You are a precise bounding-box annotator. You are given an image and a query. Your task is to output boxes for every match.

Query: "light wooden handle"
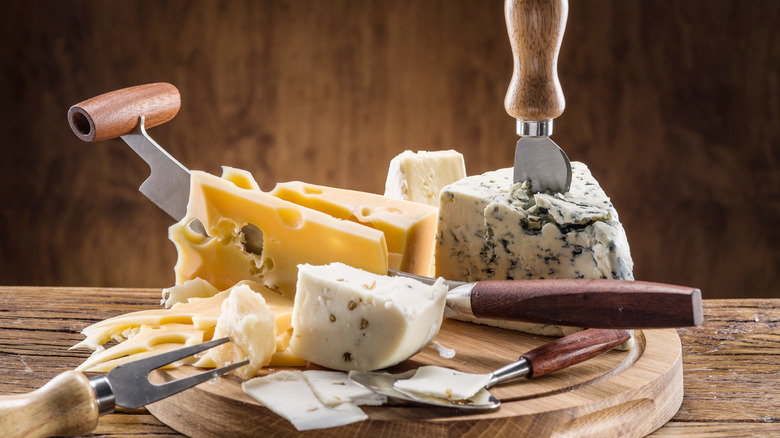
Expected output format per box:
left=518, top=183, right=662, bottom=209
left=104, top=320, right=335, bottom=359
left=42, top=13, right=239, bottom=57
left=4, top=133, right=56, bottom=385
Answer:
left=68, top=82, right=181, bottom=142
left=504, top=0, right=567, bottom=121
left=470, top=279, right=703, bottom=328
left=522, top=329, right=631, bottom=378
left=0, top=371, right=100, bottom=438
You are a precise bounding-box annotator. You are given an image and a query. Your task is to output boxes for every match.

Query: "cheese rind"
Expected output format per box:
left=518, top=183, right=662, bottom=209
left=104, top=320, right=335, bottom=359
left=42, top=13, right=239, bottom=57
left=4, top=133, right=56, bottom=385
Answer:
left=290, top=263, right=447, bottom=371
left=384, top=150, right=467, bottom=206
left=271, top=181, right=438, bottom=276
left=170, top=169, right=389, bottom=297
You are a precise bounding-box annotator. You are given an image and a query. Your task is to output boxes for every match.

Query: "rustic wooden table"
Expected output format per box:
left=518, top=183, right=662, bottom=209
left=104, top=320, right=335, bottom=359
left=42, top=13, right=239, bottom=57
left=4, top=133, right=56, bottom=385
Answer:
left=1, top=287, right=778, bottom=437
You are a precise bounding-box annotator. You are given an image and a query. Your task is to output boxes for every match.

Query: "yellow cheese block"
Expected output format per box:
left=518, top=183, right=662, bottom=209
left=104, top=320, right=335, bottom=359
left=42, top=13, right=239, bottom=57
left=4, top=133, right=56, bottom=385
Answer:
left=170, top=169, right=389, bottom=298
left=271, top=181, right=438, bottom=276
left=73, top=281, right=305, bottom=373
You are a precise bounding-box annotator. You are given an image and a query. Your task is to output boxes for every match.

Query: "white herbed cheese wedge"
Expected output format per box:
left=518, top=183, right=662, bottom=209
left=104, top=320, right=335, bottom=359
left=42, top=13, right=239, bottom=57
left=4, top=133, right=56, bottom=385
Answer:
left=290, top=263, right=447, bottom=371
left=302, top=370, right=387, bottom=406
left=384, top=150, right=467, bottom=207
left=394, top=365, right=491, bottom=401
left=205, top=284, right=277, bottom=380
left=242, top=371, right=368, bottom=431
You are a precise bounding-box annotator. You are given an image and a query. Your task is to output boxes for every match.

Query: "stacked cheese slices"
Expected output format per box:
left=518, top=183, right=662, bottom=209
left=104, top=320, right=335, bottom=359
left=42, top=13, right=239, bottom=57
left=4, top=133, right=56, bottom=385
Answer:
left=72, top=149, right=634, bottom=431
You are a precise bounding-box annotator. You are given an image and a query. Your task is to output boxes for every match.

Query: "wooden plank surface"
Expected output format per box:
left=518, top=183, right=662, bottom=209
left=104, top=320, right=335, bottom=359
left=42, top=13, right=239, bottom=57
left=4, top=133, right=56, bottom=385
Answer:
left=1, top=287, right=779, bottom=437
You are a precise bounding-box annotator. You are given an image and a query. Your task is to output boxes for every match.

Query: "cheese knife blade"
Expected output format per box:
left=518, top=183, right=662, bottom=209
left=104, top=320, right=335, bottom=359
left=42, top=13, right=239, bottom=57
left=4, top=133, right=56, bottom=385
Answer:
left=389, top=269, right=703, bottom=329
left=505, top=0, right=572, bottom=193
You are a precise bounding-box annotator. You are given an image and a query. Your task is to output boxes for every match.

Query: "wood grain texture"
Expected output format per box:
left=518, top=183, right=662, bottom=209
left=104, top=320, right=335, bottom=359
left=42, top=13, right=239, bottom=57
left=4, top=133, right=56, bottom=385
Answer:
left=0, top=1, right=779, bottom=299
left=504, top=0, right=567, bottom=121
left=1, top=288, right=778, bottom=437
left=144, top=326, right=677, bottom=437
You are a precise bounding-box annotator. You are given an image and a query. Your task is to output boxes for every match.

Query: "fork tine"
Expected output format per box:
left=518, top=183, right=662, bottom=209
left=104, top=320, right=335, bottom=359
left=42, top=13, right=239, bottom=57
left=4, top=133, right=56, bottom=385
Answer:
left=107, top=337, right=249, bottom=408
left=112, top=337, right=231, bottom=374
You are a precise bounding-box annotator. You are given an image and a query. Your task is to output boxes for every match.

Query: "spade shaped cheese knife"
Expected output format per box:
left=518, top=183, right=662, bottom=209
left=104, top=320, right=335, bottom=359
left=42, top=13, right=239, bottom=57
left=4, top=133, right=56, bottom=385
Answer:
left=505, top=0, right=572, bottom=193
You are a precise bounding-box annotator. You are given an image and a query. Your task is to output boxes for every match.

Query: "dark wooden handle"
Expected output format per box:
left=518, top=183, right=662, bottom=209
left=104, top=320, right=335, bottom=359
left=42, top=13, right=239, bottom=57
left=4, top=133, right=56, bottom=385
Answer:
left=504, top=0, right=567, bottom=121
left=67, top=82, right=181, bottom=142
left=523, top=329, right=632, bottom=378
left=471, top=279, right=703, bottom=328
left=0, top=371, right=100, bottom=437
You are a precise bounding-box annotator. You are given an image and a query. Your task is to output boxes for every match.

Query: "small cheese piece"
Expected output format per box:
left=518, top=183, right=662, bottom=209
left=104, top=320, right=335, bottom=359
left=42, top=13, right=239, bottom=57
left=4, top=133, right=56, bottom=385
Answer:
left=393, top=365, right=490, bottom=401
left=302, top=370, right=387, bottom=406
left=161, top=277, right=220, bottom=308
left=170, top=168, right=388, bottom=297
left=435, top=162, right=634, bottom=336
left=271, top=181, right=438, bottom=276
left=205, top=284, right=276, bottom=380
left=242, top=371, right=368, bottom=431
left=290, top=263, right=447, bottom=371
left=384, top=150, right=467, bottom=206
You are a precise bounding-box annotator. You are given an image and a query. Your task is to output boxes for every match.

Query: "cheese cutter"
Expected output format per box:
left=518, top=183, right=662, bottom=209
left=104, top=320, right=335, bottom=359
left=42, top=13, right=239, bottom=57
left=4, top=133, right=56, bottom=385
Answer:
left=505, top=0, right=571, bottom=193
left=0, top=337, right=248, bottom=438
left=67, top=83, right=703, bottom=330
left=350, top=328, right=631, bottom=410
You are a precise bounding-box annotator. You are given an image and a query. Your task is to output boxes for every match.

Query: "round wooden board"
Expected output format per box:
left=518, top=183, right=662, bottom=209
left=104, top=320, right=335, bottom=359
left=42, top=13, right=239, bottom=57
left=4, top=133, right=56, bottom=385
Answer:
left=147, top=321, right=683, bottom=437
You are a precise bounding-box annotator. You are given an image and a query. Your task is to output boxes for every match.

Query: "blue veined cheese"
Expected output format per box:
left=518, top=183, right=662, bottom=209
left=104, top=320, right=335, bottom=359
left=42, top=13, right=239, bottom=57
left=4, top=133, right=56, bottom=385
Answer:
left=435, top=162, right=634, bottom=342
left=435, top=162, right=633, bottom=282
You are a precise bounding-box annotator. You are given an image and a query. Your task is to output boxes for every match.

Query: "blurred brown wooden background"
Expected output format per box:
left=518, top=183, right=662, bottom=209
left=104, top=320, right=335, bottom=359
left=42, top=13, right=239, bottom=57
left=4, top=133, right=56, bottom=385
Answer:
left=1, top=1, right=778, bottom=299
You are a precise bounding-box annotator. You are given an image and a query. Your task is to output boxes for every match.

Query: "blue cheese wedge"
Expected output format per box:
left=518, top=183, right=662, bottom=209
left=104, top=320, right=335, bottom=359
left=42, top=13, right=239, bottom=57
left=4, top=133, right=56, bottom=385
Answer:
left=436, top=161, right=633, bottom=282
left=435, top=162, right=634, bottom=337
left=290, top=263, right=447, bottom=371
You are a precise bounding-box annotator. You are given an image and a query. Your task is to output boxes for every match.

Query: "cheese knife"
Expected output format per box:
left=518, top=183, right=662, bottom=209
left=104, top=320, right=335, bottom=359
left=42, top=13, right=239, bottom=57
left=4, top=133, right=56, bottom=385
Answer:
left=505, top=0, right=571, bottom=193
left=349, top=328, right=632, bottom=409
left=390, top=270, right=702, bottom=329
left=0, top=337, right=247, bottom=438
left=67, top=84, right=703, bottom=329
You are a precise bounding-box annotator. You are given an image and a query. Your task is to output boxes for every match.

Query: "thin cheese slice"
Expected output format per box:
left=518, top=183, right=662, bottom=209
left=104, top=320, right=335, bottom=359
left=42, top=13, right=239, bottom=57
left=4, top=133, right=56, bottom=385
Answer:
left=170, top=169, right=389, bottom=298
left=302, top=370, right=386, bottom=406
left=72, top=281, right=306, bottom=373
left=271, top=181, right=438, bottom=276
left=393, top=365, right=490, bottom=401
left=242, top=371, right=368, bottom=431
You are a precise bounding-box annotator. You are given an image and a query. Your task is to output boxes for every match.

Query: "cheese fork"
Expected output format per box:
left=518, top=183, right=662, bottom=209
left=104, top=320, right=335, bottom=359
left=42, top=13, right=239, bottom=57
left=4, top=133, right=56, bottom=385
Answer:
left=349, top=329, right=632, bottom=410
left=0, top=337, right=248, bottom=438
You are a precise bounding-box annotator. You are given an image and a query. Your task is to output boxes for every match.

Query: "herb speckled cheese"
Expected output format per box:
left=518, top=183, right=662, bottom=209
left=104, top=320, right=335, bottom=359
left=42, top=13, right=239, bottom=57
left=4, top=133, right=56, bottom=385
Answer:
left=436, top=162, right=633, bottom=282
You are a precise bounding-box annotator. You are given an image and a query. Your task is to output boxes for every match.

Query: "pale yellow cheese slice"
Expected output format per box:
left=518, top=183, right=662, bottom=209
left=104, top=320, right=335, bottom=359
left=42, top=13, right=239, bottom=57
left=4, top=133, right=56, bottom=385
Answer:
left=170, top=169, right=389, bottom=298
left=73, top=281, right=305, bottom=373
left=271, top=181, right=438, bottom=276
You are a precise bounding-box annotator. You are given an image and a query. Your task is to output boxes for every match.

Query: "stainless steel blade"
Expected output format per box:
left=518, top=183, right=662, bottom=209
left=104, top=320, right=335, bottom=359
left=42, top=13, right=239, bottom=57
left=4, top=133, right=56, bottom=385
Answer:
left=513, top=136, right=572, bottom=193
left=120, top=115, right=191, bottom=221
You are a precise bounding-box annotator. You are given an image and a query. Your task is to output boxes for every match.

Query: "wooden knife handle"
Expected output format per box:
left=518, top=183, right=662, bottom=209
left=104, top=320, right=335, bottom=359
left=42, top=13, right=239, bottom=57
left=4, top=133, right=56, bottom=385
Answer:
left=523, top=329, right=632, bottom=378
left=504, top=0, right=567, bottom=121
left=470, top=279, right=703, bottom=328
left=68, top=82, right=180, bottom=142
left=0, top=371, right=100, bottom=438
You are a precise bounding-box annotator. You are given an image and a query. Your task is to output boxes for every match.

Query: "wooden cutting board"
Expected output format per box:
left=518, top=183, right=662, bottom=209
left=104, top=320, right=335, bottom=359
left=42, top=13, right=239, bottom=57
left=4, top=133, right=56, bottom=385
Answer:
left=146, top=320, right=683, bottom=437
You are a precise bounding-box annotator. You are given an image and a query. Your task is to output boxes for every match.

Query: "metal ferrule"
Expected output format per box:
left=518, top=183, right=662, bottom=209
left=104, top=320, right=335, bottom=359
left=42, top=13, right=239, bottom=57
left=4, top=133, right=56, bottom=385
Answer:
left=88, top=375, right=116, bottom=416
left=445, top=283, right=476, bottom=318
left=487, top=358, right=531, bottom=388
left=517, top=119, right=553, bottom=137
